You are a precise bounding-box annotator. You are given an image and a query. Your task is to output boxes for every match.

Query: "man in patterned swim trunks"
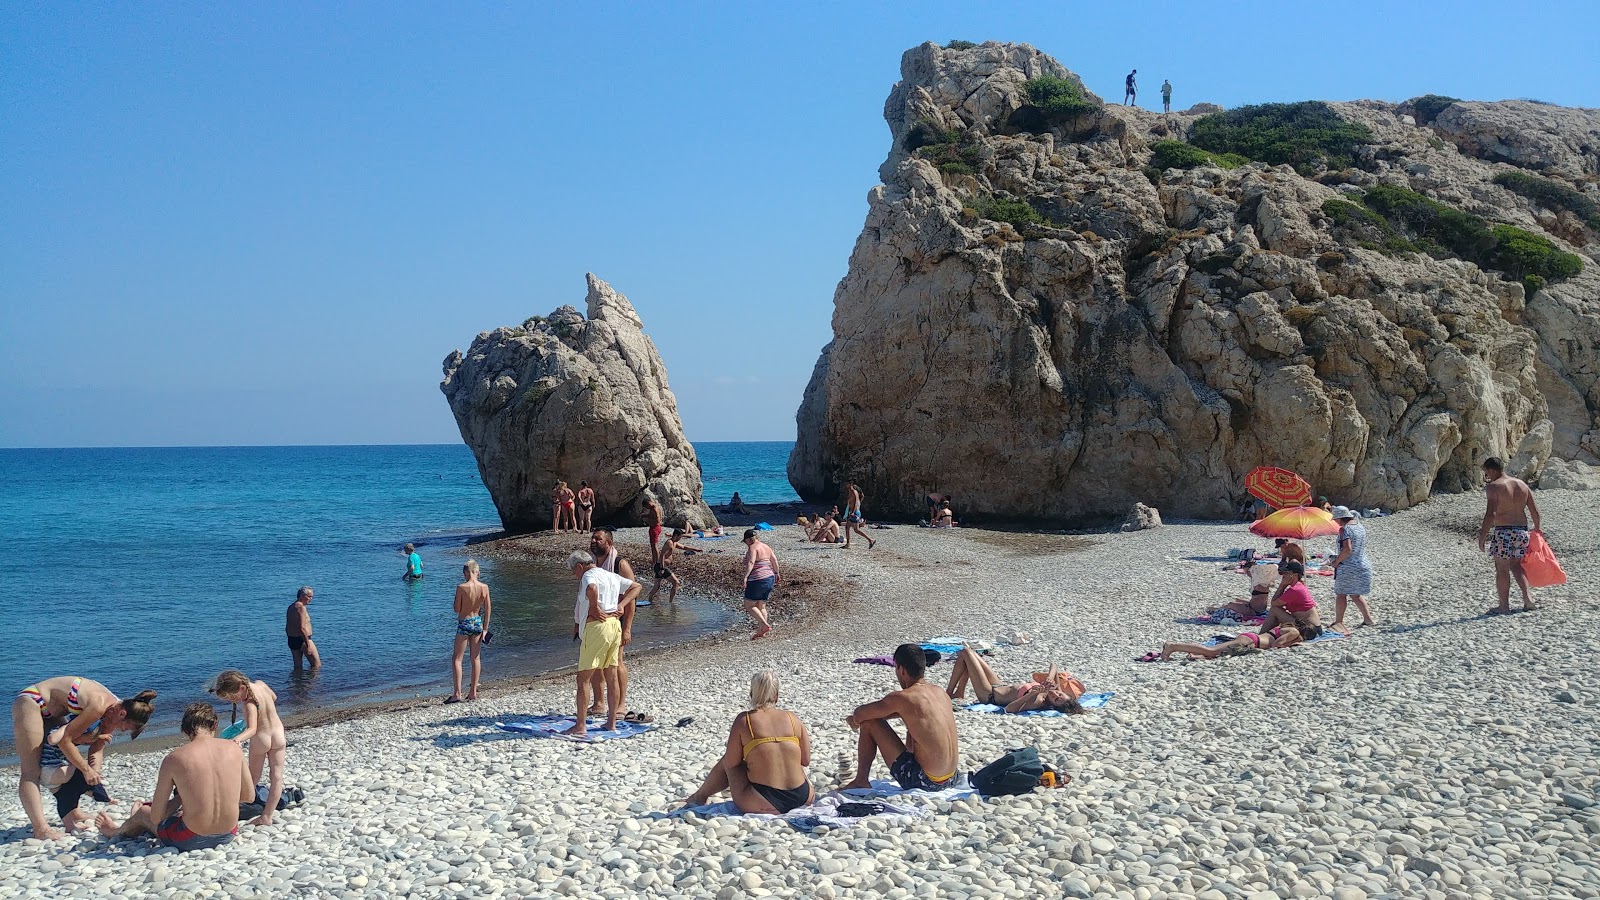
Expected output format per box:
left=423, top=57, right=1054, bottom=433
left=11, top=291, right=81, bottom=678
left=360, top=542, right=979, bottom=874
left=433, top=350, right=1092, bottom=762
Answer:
left=1477, top=456, right=1543, bottom=615
left=96, top=702, right=252, bottom=850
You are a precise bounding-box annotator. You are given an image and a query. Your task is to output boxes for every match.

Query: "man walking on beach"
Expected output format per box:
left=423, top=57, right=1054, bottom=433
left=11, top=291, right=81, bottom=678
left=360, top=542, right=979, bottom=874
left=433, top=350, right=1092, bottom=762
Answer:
left=564, top=550, right=642, bottom=735
left=1161, top=79, right=1172, bottom=113
left=286, top=587, right=320, bottom=669
left=1478, top=457, right=1542, bottom=615
left=95, top=702, right=253, bottom=851
left=844, top=644, right=960, bottom=791
left=590, top=528, right=638, bottom=716
left=842, top=481, right=875, bottom=550
left=1124, top=69, right=1137, bottom=105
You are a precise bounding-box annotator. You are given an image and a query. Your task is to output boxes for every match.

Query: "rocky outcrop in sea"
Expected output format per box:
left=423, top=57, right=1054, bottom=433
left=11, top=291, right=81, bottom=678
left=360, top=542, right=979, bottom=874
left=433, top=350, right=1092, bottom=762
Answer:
left=442, top=274, right=717, bottom=532
left=790, top=41, right=1600, bottom=521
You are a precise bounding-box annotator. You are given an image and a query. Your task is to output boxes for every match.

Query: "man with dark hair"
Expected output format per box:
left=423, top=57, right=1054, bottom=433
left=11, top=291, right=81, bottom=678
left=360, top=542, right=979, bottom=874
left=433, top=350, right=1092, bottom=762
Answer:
left=1478, top=456, right=1542, bottom=614
left=843, top=643, right=960, bottom=791
left=1124, top=69, right=1138, bottom=105
left=95, top=702, right=253, bottom=850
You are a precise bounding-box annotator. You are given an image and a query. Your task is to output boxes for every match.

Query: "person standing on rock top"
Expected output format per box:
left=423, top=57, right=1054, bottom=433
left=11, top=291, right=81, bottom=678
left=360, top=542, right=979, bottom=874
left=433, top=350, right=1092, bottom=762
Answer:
left=1124, top=69, right=1137, bottom=105
left=1161, top=78, right=1172, bottom=113
left=1478, top=456, right=1542, bottom=615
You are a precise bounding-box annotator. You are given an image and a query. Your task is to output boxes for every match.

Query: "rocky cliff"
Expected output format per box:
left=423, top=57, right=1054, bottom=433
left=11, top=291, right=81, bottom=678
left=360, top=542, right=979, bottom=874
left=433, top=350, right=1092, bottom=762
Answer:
left=442, top=274, right=717, bottom=533
left=790, top=42, right=1600, bottom=522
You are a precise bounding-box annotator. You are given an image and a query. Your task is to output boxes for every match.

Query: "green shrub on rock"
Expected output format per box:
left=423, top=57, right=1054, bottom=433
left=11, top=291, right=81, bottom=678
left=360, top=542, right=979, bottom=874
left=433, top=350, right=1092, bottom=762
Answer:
left=1490, top=225, right=1583, bottom=280
left=973, top=195, right=1046, bottom=227
left=1493, top=171, right=1600, bottom=230
left=1150, top=140, right=1246, bottom=171
left=1410, top=94, right=1460, bottom=125
left=1523, top=274, right=1546, bottom=296
left=1362, top=184, right=1495, bottom=260
left=945, top=40, right=978, bottom=50
left=1190, top=101, right=1373, bottom=169
left=1024, top=75, right=1099, bottom=121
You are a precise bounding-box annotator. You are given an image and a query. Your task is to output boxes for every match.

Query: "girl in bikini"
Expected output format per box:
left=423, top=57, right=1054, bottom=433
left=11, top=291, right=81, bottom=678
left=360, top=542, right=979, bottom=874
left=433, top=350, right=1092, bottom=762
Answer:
left=210, top=670, right=288, bottom=825
left=576, top=481, right=595, bottom=531
left=1159, top=625, right=1309, bottom=661
left=944, top=648, right=1083, bottom=714
left=552, top=482, right=577, bottom=534
left=11, top=677, right=156, bottom=839
left=680, top=671, right=814, bottom=814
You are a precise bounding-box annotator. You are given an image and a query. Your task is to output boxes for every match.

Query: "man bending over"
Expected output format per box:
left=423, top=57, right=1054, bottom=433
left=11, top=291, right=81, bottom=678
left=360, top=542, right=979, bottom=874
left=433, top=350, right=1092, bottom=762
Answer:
left=844, top=643, right=960, bottom=791
left=97, top=702, right=253, bottom=851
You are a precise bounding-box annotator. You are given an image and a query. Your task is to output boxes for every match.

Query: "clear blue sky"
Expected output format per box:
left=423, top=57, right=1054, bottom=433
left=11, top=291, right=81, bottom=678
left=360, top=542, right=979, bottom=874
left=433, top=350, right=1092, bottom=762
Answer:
left=3, top=1, right=1596, bottom=447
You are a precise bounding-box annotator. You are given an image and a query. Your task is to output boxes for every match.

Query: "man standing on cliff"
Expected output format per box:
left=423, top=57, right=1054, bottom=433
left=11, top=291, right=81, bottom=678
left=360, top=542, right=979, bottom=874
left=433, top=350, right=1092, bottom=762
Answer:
left=285, top=587, right=320, bottom=669
left=1161, top=79, right=1172, bottom=113
left=1124, top=69, right=1137, bottom=105
left=590, top=528, right=638, bottom=717
left=1478, top=457, right=1542, bottom=615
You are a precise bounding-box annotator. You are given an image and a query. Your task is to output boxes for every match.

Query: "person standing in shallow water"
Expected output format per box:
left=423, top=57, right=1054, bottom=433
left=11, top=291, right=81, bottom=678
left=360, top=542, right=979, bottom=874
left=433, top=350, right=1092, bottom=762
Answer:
left=446, top=560, right=491, bottom=704
left=1329, top=507, right=1375, bottom=630
left=286, top=587, right=320, bottom=669
left=1478, top=456, right=1542, bottom=614
left=402, top=543, right=423, bottom=581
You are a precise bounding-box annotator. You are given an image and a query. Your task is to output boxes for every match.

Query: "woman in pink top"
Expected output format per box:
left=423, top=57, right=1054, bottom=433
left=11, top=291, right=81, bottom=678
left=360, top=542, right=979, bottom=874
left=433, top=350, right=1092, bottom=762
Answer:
left=742, top=530, right=779, bottom=639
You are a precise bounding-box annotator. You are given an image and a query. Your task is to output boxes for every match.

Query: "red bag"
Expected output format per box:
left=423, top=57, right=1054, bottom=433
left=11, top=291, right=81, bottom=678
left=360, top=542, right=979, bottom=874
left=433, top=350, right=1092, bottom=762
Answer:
left=1523, top=532, right=1568, bottom=588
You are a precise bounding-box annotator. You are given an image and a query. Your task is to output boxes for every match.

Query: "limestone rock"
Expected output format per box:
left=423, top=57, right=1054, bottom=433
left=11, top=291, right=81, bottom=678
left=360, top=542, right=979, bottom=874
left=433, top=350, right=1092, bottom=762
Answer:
left=1121, top=503, right=1162, bottom=531
left=1539, top=458, right=1600, bottom=491
left=789, top=41, right=1600, bottom=523
left=441, top=274, right=717, bottom=532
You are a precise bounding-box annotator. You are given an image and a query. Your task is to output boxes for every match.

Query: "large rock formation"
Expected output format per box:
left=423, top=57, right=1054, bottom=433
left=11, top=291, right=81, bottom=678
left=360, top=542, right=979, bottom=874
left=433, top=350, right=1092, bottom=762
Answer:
left=790, top=41, right=1600, bottom=522
left=442, top=274, right=717, bottom=532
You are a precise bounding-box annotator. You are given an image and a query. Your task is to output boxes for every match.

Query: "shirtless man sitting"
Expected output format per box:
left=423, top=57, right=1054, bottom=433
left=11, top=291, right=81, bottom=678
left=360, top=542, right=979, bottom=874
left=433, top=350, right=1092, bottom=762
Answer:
left=96, top=702, right=253, bottom=851
left=843, top=644, right=961, bottom=791
left=1478, top=456, right=1543, bottom=614
left=810, top=512, right=840, bottom=543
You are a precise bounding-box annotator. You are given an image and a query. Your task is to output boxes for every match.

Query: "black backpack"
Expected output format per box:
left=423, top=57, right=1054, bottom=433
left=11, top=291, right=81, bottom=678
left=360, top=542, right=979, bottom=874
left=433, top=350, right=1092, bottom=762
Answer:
left=972, top=747, right=1045, bottom=798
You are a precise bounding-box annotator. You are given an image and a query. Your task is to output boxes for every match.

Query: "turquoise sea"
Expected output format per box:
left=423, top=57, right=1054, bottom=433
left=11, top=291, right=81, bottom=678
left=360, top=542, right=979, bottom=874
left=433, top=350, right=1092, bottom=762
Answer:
left=0, top=441, right=797, bottom=749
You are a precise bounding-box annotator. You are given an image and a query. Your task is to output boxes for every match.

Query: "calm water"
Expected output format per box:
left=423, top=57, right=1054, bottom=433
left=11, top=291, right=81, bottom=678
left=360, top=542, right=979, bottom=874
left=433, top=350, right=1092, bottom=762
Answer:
left=0, top=442, right=795, bottom=748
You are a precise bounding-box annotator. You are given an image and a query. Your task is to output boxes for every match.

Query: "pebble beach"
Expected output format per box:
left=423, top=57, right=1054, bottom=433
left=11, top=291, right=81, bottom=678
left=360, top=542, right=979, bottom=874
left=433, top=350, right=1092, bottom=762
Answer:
left=3, top=490, right=1595, bottom=900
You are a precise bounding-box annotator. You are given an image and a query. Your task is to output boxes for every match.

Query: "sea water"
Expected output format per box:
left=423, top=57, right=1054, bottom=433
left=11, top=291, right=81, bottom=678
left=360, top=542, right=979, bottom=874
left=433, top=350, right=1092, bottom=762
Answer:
left=0, top=442, right=796, bottom=748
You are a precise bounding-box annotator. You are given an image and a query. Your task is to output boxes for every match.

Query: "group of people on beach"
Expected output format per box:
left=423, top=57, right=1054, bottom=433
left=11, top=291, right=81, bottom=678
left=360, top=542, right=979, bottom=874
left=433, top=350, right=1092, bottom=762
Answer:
left=11, top=670, right=289, bottom=848
left=549, top=480, right=597, bottom=534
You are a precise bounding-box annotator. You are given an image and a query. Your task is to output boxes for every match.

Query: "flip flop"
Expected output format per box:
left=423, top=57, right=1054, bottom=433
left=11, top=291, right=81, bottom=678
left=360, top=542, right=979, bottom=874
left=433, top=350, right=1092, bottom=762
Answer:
left=443, top=696, right=464, bottom=704
left=1136, top=651, right=1161, bottom=663
left=675, top=717, right=694, bottom=728
left=624, top=712, right=655, bottom=724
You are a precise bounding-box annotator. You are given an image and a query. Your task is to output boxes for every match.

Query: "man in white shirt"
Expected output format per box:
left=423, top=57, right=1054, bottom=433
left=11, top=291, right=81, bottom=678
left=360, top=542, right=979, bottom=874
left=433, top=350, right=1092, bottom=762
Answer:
left=563, top=550, right=642, bottom=735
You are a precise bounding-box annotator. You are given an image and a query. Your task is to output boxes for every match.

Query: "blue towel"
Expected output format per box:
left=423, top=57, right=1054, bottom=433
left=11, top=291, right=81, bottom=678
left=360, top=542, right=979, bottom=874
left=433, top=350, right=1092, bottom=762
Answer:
left=755, top=522, right=773, bottom=530
left=1307, top=629, right=1348, bottom=643
left=920, top=642, right=966, bottom=655
left=496, top=715, right=658, bottom=743
left=966, top=691, right=1114, bottom=717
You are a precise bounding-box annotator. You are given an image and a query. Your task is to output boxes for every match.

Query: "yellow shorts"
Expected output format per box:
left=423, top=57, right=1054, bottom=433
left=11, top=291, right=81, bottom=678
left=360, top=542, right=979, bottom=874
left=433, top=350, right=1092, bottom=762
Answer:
left=578, top=618, right=621, bottom=671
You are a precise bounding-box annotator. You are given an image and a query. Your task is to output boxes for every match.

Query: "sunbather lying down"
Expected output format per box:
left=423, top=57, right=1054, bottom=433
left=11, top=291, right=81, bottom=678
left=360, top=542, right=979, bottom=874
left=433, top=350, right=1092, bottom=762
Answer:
left=1160, top=624, right=1313, bottom=661
left=944, top=648, right=1082, bottom=714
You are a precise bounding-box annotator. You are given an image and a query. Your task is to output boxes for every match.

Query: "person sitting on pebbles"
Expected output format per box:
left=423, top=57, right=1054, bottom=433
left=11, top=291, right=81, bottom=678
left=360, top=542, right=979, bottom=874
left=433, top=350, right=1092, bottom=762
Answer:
left=680, top=671, right=815, bottom=813
left=944, top=648, right=1084, bottom=715
left=1158, top=624, right=1312, bottom=661
left=97, top=702, right=253, bottom=851
left=1260, top=561, right=1321, bottom=634
left=810, top=511, right=841, bottom=543
left=932, top=500, right=957, bottom=528
left=844, top=644, right=961, bottom=791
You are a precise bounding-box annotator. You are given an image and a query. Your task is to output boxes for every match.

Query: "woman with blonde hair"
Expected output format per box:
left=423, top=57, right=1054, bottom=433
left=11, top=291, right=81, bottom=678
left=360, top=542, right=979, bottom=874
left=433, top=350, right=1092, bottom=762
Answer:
left=210, top=669, right=287, bottom=825
left=446, top=559, right=492, bottom=704
left=11, top=677, right=156, bottom=839
left=680, top=671, right=814, bottom=813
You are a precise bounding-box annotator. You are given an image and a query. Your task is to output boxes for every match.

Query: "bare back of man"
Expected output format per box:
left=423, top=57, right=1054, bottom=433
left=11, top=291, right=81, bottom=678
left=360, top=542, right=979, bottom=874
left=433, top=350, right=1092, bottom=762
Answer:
left=1479, top=461, right=1542, bottom=613
left=98, top=710, right=252, bottom=851
left=845, top=672, right=959, bottom=791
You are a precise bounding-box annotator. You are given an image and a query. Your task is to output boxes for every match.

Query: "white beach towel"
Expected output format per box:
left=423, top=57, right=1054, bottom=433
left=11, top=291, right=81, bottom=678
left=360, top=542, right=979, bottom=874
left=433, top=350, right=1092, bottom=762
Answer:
left=495, top=715, right=658, bottom=743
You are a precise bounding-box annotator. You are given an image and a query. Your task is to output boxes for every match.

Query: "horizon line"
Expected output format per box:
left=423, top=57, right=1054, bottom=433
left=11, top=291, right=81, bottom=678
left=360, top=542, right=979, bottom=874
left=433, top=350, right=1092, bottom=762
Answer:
left=0, top=439, right=798, bottom=451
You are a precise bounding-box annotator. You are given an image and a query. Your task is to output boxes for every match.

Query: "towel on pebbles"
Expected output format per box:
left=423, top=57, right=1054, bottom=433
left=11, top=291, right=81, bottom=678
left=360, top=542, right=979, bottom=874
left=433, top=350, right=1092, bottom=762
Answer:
left=964, top=692, right=1115, bottom=717
left=495, top=716, right=657, bottom=743
left=1193, top=610, right=1266, bottom=626
left=669, top=792, right=929, bottom=828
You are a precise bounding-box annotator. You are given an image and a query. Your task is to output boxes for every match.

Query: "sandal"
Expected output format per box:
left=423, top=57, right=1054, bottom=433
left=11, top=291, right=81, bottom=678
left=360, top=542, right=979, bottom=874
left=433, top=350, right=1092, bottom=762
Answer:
left=1136, top=651, right=1161, bottom=663
left=624, top=711, right=655, bottom=724
left=674, top=717, right=695, bottom=728
left=443, top=695, right=464, bottom=704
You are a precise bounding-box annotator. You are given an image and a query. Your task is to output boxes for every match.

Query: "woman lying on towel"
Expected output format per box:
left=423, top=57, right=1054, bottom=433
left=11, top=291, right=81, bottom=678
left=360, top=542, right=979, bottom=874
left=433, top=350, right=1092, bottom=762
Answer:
left=679, top=671, right=815, bottom=814
left=944, top=648, right=1084, bottom=714
left=1160, top=623, right=1318, bottom=661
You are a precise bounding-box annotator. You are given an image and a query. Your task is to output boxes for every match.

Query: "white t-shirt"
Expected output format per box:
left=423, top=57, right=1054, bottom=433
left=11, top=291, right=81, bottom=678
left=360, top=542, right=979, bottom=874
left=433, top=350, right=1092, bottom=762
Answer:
left=575, top=567, right=633, bottom=627
left=1249, top=563, right=1277, bottom=591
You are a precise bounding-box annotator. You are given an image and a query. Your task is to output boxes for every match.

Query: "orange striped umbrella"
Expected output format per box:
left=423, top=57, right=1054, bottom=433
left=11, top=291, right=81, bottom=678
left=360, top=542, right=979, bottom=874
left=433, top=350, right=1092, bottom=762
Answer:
left=1245, top=466, right=1313, bottom=510
left=1249, top=506, right=1340, bottom=540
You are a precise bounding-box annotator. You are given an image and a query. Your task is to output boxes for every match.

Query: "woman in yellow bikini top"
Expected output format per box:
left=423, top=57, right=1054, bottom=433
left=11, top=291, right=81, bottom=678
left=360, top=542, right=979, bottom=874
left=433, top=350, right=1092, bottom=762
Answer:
left=679, top=671, right=815, bottom=815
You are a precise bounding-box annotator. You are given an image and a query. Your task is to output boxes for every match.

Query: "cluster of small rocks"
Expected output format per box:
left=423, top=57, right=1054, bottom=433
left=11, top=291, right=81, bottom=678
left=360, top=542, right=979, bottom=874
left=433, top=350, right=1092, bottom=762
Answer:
left=2, top=491, right=1594, bottom=898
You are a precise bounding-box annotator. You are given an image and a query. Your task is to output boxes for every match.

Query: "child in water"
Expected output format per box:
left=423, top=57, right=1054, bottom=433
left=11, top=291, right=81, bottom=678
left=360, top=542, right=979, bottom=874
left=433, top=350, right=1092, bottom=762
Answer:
left=211, top=670, right=288, bottom=825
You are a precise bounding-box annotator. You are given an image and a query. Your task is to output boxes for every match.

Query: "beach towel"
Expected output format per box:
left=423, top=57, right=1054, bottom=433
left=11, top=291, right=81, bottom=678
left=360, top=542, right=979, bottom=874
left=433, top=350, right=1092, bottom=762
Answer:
left=839, top=776, right=977, bottom=802
left=754, top=522, right=773, bottom=530
left=965, top=691, right=1114, bottom=717
left=1306, top=629, right=1348, bottom=643
left=1194, top=609, right=1266, bottom=626
left=495, top=716, right=658, bottom=743
left=1523, top=532, right=1568, bottom=588
left=669, top=792, right=929, bottom=829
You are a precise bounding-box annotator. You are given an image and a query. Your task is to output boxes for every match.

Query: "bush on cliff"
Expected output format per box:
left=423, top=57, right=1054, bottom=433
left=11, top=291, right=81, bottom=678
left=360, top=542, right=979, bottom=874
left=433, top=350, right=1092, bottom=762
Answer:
left=1493, top=171, right=1600, bottom=230
left=1150, top=139, right=1247, bottom=171
left=1362, top=184, right=1495, bottom=260
left=1346, top=185, right=1583, bottom=281
left=1490, top=224, right=1583, bottom=280
left=1190, top=101, right=1373, bottom=169
left=1024, top=75, right=1098, bottom=121
left=973, top=195, right=1046, bottom=227
left=1410, top=94, right=1460, bottom=125
left=945, top=40, right=978, bottom=50
left=909, top=122, right=984, bottom=174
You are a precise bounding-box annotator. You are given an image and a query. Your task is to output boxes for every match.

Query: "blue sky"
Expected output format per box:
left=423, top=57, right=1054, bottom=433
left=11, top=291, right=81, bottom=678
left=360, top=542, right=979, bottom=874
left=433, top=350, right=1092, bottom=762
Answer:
left=3, top=1, right=1596, bottom=447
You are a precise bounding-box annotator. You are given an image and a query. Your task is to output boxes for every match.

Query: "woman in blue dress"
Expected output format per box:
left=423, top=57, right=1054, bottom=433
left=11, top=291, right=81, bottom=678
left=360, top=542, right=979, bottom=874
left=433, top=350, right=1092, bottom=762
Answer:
left=1330, top=506, right=1375, bottom=629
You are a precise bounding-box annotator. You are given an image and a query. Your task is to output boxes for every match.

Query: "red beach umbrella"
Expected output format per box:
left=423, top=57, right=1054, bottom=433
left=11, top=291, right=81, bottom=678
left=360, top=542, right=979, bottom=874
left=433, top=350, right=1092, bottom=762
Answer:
left=1245, top=466, right=1313, bottom=510
left=1249, top=506, right=1341, bottom=540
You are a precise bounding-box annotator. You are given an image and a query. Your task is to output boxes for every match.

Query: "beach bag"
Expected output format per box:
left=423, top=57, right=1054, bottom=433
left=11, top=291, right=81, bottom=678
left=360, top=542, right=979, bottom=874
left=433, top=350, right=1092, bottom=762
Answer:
left=972, top=747, right=1044, bottom=798
left=1523, top=532, right=1568, bottom=588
